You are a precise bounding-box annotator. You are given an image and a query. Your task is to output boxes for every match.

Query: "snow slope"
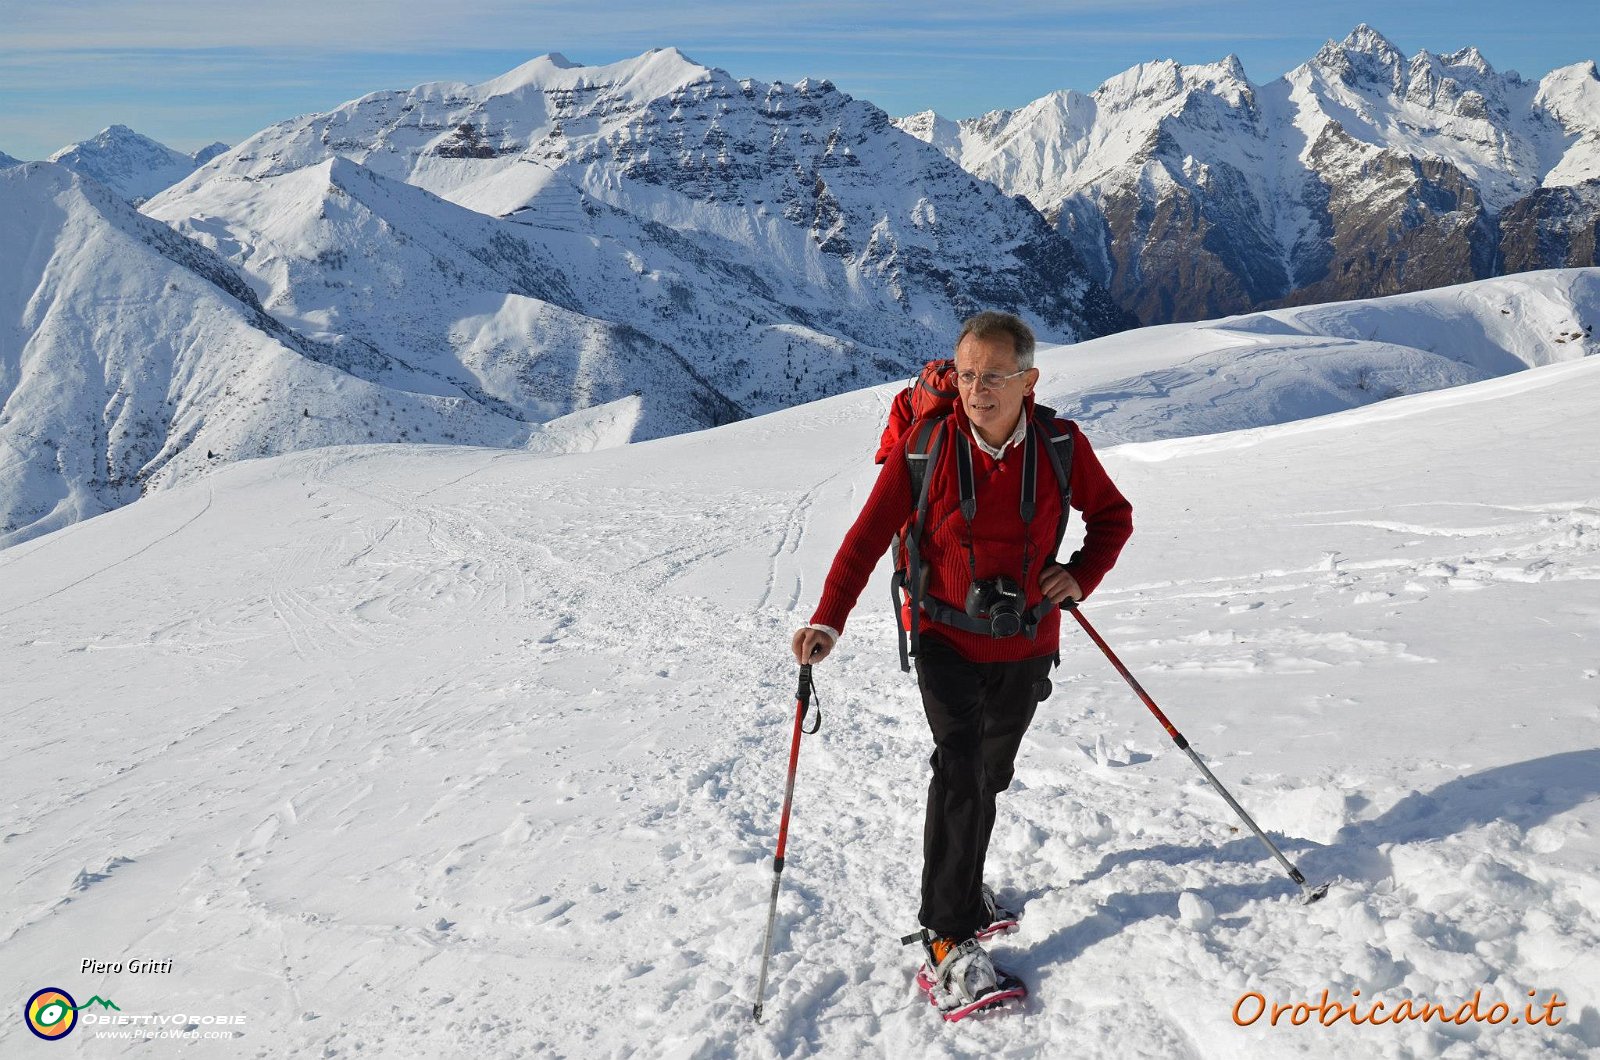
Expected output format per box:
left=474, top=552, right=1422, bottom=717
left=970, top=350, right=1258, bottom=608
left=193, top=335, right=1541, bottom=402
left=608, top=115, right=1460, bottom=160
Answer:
left=145, top=156, right=746, bottom=438
left=1043, top=268, right=1599, bottom=444
left=2, top=285, right=1597, bottom=1056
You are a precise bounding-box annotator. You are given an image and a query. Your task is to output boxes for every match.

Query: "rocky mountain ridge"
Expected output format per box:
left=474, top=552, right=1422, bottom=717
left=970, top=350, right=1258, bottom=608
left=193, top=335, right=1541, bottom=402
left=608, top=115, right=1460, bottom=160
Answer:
left=897, top=25, right=1600, bottom=323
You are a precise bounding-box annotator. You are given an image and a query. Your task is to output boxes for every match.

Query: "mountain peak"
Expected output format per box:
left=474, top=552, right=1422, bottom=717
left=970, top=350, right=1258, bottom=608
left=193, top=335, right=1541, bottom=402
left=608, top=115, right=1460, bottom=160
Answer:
left=63, top=124, right=168, bottom=154
left=1095, top=59, right=1183, bottom=104
left=1310, top=24, right=1407, bottom=88
left=1442, top=45, right=1495, bottom=77
left=1092, top=54, right=1254, bottom=112
left=1343, top=24, right=1403, bottom=62
left=477, top=47, right=715, bottom=102
left=793, top=75, right=838, bottom=95
left=1188, top=53, right=1254, bottom=94
left=47, top=125, right=197, bottom=204
left=192, top=141, right=230, bottom=166
left=477, top=52, right=591, bottom=93
left=645, top=45, right=697, bottom=64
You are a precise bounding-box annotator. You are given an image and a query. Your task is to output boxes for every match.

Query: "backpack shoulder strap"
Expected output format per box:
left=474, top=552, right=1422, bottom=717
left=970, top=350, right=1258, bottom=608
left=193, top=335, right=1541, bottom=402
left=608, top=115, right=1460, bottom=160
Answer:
left=1031, top=405, right=1075, bottom=557
left=893, top=415, right=951, bottom=673
left=903, top=415, right=947, bottom=522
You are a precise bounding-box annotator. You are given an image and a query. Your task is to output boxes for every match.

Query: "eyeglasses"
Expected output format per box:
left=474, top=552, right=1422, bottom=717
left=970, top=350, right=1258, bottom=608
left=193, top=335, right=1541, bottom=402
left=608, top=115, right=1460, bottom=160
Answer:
left=956, top=368, right=1029, bottom=389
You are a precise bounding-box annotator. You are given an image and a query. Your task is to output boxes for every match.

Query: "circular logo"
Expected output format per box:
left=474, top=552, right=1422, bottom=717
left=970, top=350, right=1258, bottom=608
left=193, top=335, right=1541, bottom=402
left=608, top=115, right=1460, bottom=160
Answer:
left=25, top=988, right=78, bottom=1041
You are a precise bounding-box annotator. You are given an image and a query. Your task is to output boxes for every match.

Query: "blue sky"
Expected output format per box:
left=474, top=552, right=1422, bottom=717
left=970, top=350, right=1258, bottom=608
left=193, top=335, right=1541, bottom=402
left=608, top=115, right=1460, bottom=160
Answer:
left=1, top=1, right=1596, bottom=160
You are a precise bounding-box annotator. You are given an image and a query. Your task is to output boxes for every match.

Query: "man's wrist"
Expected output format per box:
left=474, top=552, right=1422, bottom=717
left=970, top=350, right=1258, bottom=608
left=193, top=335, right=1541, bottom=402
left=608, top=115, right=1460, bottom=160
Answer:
left=806, top=623, right=840, bottom=644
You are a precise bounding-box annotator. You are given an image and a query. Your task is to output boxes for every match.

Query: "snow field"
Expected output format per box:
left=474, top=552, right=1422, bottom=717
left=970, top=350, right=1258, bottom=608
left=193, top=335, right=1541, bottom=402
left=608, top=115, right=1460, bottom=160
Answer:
left=2, top=347, right=1598, bottom=1057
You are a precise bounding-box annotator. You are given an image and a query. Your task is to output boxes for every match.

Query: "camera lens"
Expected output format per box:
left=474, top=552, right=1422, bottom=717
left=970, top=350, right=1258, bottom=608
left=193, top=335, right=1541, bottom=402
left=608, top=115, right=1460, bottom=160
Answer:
left=991, top=609, right=1022, bottom=638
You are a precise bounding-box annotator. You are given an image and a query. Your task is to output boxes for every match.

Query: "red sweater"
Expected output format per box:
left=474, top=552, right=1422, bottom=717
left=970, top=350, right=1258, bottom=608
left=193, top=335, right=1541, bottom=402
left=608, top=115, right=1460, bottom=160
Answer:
left=811, top=396, right=1133, bottom=662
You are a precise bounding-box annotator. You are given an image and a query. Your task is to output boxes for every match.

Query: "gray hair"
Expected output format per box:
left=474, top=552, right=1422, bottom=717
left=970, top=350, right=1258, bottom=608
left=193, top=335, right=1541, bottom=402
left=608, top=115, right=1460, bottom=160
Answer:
left=955, top=311, right=1036, bottom=370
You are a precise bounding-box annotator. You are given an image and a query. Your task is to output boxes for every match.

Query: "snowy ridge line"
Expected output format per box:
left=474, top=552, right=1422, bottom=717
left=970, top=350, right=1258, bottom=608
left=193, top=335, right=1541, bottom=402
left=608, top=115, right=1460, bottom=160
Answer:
left=1114, top=353, right=1600, bottom=462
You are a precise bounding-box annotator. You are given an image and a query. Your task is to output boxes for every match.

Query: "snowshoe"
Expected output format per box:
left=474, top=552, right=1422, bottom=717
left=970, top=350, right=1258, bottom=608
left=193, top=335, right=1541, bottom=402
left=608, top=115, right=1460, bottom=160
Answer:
left=910, top=934, right=1027, bottom=1022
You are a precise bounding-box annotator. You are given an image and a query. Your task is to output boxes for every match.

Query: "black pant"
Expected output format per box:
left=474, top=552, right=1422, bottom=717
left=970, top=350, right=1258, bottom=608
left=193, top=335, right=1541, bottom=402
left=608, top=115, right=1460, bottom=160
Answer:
left=914, top=634, right=1054, bottom=938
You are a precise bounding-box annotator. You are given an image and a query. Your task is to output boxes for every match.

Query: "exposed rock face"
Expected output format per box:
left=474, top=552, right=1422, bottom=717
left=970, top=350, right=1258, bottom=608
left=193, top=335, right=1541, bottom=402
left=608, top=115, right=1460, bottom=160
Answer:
left=1498, top=179, right=1600, bottom=272
left=899, top=27, right=1600, bottom=323
left=1281, top=125, right=1500, bottom=308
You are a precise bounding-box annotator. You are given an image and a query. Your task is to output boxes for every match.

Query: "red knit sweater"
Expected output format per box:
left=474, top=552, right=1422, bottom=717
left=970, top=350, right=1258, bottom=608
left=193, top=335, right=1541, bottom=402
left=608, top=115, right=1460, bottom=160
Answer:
left=811, top=396, right=1133, bottom=662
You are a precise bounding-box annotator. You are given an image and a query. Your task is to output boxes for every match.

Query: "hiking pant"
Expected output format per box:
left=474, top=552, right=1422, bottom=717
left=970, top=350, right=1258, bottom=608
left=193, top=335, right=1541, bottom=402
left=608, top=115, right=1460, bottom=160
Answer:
left=914, top=633, right=1054, bottom=939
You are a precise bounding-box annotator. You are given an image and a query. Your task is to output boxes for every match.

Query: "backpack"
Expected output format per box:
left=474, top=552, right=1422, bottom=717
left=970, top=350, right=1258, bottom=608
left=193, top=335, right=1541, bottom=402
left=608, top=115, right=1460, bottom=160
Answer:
left=873, top=359, right=959, bottom=464
left=878, top=365, right=1075, bottom=671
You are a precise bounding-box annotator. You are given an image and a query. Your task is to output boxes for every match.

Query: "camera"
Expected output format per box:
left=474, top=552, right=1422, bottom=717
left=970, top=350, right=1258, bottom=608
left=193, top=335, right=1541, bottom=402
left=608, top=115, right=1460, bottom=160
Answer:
left=964, top=575, right=1026, bottom=638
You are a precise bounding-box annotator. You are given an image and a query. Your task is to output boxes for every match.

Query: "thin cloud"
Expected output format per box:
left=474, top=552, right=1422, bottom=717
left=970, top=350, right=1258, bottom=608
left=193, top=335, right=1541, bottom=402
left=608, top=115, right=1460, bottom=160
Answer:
left=3, top=0, right=1197, bottom=52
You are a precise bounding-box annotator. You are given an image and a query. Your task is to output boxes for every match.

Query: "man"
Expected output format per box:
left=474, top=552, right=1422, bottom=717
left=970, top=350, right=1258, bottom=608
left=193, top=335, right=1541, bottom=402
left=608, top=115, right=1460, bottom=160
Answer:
left=790, top=311, right=1133, bottom=1011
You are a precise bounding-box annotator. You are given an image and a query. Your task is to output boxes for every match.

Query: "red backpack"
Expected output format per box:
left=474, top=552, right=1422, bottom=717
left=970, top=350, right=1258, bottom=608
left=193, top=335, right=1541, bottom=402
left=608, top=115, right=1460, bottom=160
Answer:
left=873, top=359, right=960, bottom=464
left=876, top=359, right=1077, bottom=671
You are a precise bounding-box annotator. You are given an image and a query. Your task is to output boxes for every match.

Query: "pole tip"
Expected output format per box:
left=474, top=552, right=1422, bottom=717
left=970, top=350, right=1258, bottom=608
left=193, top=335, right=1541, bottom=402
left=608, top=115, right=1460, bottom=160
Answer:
left=1302, top=882, right=1330, bottom=905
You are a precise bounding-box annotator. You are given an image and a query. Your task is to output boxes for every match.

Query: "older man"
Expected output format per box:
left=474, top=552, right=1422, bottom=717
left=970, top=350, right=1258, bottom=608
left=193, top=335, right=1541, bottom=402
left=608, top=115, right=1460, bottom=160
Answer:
left=791, top=311, right=1134, bottom=1014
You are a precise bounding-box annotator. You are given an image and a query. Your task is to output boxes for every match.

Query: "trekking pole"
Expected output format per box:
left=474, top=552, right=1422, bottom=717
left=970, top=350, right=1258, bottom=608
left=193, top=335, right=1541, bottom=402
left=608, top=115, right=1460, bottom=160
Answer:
left=753, top=661, right=822, bottom=1022
left=1063, top=600, right=1329, bottom=904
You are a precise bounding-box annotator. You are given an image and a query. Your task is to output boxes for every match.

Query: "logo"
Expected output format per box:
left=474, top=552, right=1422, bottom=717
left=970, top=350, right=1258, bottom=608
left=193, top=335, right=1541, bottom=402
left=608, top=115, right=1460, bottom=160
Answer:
left=24, top=988, right=120, bottom=1041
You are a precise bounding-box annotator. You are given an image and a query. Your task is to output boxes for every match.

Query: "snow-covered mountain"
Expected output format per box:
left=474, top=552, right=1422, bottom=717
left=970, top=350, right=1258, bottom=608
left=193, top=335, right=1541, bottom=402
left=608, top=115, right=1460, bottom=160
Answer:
left=0, top=162, right=576, bottom=548
left=1041, top=268, right=1599, bottom=445
left=191, top=140, right=230, bottom=167
left=48, top=125, right=225, bottom=205
left=3, top=138, right=1593, bottom=553
left=10, top=48, right=1596, bottom=551
left=0, top=150, right=21, bottom=168
left=898, top=25, right=1600, bottom=324
left=147, top=49, right=1130, bottom=418
left=155, top=156, right=748, bottom=433
left=2, top=268, right=1596, bottom=1058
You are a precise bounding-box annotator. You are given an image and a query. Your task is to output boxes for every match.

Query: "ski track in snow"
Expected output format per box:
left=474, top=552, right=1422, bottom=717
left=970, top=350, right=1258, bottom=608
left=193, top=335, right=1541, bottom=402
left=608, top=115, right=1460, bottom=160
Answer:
left=2, top=363, right=1600, bottom=1058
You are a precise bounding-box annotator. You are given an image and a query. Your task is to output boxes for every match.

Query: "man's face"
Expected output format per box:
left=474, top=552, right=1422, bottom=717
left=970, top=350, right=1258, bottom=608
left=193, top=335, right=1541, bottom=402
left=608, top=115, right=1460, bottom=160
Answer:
left=955, top=331, right=1038, bottom=442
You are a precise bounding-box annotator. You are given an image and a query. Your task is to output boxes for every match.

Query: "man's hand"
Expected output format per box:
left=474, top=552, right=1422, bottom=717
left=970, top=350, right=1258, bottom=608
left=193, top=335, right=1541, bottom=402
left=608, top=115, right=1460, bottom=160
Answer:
left=791, top=627, right=835, bottom=665
left=1040, top=563, right=1083, bottom=606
